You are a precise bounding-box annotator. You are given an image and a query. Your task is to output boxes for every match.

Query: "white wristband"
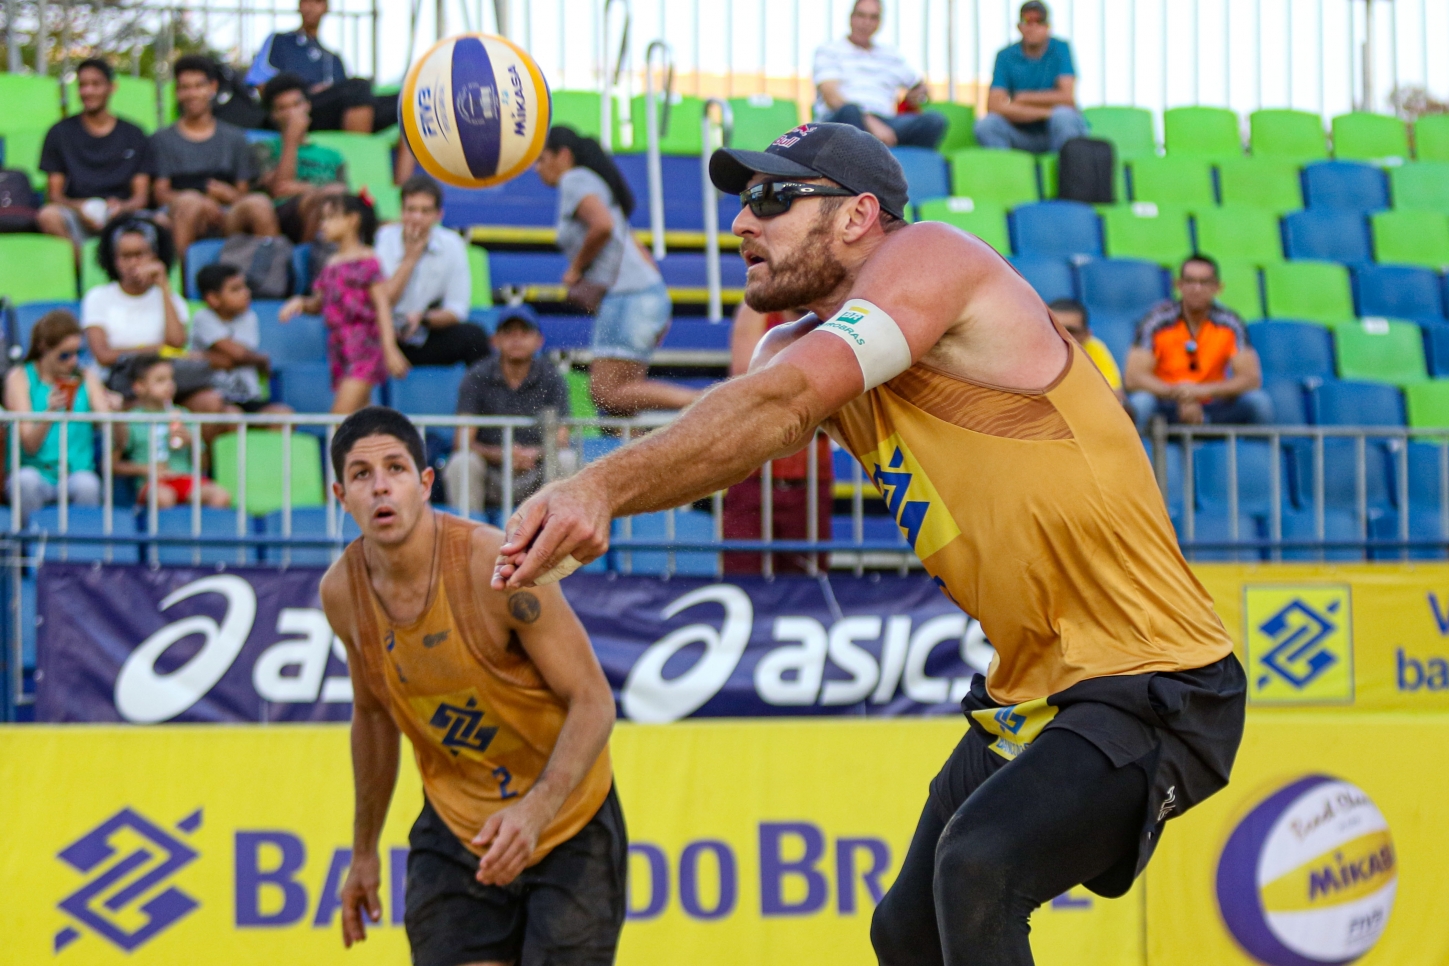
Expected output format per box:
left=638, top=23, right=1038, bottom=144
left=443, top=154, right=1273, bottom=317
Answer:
left=816, top=299, right=913, bottom=391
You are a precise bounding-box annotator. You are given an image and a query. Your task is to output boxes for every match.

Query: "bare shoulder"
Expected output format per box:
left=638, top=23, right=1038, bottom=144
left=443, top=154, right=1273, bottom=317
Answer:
left=318, top=556, right=354, bottom=634
left=876, top=221, right=997, bottom=266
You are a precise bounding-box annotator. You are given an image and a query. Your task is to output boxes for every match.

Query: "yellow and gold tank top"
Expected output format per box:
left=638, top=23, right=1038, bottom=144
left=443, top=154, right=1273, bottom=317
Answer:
left=344, top=514, right=612, bottom=864
left=831, top=330, right=1232, bottom=705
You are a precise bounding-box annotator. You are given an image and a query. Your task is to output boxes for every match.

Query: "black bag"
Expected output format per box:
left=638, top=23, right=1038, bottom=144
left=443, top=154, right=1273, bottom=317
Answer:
left=212, top=62, right=268, bottom=130
left=219, top=234, right=295, bottom=299
left=1057, top=137, right=1116, bottom=204
left=0, top=169, right=38, bottom=233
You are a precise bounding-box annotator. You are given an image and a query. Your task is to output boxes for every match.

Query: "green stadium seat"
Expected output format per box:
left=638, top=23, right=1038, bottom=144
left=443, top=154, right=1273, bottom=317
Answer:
left=1404, top=382, right=1449, bottom=428
left=0, top=234, right=76, bottom=303
left=1126, top=156, right=1215, bottom=207
left=0, top=73, right=62, bottom=133
left=1262, top=261, right=1356, bottom=324
left=1249, top=109, right=1328, bottom=162
left=565, top=368, right=600, bottom=438
left=468, top=246, right=492, bottom=309
left=80, top=237, right=107, bottom=295
left=915, top=198, right=1010, bottom=253
left=1333, top=318, right=1428, bottom=385
left=1216, top=157, right=1304, bottom=212
left=949, top=148, right=1039, bottom=206
left=551, top=89, right=604, bottom=140
left=1163, top=106, right=1242, bottom=159
left=1332, top=111, right=1410, bottom=161
left=629, top=93, right=705, bottom=154
left=1082, top=106, right=1156, bottom=159
left=1389, top=161, right=1449, bottom=214
left=211, top=430, right=325, bottom=517
left=1414, top=114, right=1449, bottom=162
left=1217, top=259, right=1264, bottom=319
left=1371, top=210, right=1449, bottom=269
left=1, top=127, right=48, bottom=191
left=1099, top=204, right=1193, bottom=266
left=1193, top=206, right=1285, bottom=265
left=727, top=94, right=802, bottom=151
left=305, top=131, right=400, bottom=221
left=924, top=102, right=976, bottom=153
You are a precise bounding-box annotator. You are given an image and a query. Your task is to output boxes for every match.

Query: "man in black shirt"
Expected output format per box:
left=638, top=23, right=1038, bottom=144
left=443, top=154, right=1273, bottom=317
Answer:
left=445, top=308, right=575, bottom=513
left=36, top=58, right=154, bottom=264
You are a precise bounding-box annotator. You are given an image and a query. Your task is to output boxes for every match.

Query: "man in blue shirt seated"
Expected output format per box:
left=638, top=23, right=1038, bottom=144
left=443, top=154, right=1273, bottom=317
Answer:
left=974, top=1, right=1089, bottom=153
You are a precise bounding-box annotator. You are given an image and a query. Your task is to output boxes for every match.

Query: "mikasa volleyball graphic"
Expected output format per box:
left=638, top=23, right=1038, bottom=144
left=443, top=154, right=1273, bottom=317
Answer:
left=1216, top=775, right=1397, bottom=966
left=401, top=32, right=552, bottom=189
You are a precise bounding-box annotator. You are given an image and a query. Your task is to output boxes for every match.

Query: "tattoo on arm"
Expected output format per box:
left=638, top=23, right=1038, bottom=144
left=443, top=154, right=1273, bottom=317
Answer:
left=508, top=591, right=541, bottom=624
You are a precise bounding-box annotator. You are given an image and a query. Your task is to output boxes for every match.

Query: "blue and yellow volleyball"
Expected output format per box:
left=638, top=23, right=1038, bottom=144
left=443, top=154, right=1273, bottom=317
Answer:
left=400, top=32, right=552, bottom=190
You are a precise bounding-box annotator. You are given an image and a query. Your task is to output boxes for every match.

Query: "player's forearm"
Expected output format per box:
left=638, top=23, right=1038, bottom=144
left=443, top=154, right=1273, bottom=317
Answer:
left=524, top=689, right=614, bottom=819
left=350, top=706, right=400, bottom=853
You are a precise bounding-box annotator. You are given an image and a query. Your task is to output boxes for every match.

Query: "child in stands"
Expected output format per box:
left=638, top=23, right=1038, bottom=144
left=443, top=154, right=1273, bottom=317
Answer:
left=279, top=193, right=408, bottom=413
left=191, top=263, right=291, bottom=414
left=114, top=354, right=232, bottom=508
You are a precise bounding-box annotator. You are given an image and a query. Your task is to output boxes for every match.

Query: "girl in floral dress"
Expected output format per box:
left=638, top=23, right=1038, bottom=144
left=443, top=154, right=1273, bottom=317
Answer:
left=280, top=194, right=410, bottom=413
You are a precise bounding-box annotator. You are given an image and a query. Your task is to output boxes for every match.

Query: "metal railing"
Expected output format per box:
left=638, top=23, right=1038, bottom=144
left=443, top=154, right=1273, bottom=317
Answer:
left=643, top=37, right=672, bottom=261
left=700, top=96, right=732, bottom=323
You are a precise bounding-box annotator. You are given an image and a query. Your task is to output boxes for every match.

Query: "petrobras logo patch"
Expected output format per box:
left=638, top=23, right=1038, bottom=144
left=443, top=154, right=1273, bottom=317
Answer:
left=1216, top=775, right=1396, bottom=966
left=54, top=807, right=202, bottom=953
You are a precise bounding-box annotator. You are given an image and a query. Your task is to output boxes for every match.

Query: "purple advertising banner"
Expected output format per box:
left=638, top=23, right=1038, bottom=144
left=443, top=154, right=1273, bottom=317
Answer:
left=35, top=565, right=992, bottom=723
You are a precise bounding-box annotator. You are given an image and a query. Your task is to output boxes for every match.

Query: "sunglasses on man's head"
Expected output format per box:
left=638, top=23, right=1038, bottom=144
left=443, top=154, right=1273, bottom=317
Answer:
left=739, top=181, right=858, bottom=218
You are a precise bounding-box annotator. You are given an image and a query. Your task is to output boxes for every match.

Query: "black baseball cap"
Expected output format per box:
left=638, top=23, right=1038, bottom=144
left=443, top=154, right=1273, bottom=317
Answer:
left=708, top=122, right=910, bottom=221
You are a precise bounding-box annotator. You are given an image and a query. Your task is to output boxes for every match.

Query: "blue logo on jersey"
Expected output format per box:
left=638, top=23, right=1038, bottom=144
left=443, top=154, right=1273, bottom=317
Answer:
left=872, top=449, right=931, bottom=550
left=429, top=697, right=498, bottom=756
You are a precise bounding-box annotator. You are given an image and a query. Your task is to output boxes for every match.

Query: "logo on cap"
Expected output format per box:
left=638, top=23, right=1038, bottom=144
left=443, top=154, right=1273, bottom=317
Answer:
left=771, top=124, right=815, bottom=149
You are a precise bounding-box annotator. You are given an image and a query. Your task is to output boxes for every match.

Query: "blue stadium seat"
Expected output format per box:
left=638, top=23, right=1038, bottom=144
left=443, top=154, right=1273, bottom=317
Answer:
left=440, top=170, right=557, bottom=229
left=1354, top=264, right=1446, bottom=322
left=274, top=361, right=379, bottom=413
left=659, top=320, right=732, bottom=350
left=1404, top=441, right=1447, bottom=510
left=1369, top=508, right=1445, bottom=560
left=254, top=300, right=327, bottom=365
left=292, top=243, right=313, bottom=295
left=389, top=364, right=467, bottom=416
left=1301, top=161, right=1389, bottom=213
left=488, top=251, right=570, bottom=287
left=1077, top=259, right=1170, bottom=310
left=1009, top=256, right=1075, bottom=301
left=1423, top=324, right=1449, bottom=377
left=1309, top=379, right=1405, bottom=425
left=615, top=154, right=735, bottom=232
left=149, top=508, right=255, bottom=566
left=535, top=316, right=594, bottom=351
left=1194, top=439, right=1286, bottom=515
left=1281, top=210, right=1372, bottom=264
left=656, top=253, right=748, bottom=289
left=184, top=239, right=226, bottom=298
left=1279, top=507, right=1364, bottom=561
left=1289, top=438, right=1394, bottom=511
left=891, top=147, right=950, bottom=206
left=1010, top=201, right=1102, bottom=258
left=617, top=509, right=718, bottom=575
left=260, top=507, right=350, bottom=566
left=832, top=515, right=906, bottom=546
left=13, top=300, right=79, bottom=353
left=29, top=506, right=136, bottom=563
left=1250, top=321, right=1336, bottom=380
left=582, top=437, right=624, bottom=463
left=1262, top=378, right=1309, bottom=425
left=1179, top=508, right=1264, bottom=562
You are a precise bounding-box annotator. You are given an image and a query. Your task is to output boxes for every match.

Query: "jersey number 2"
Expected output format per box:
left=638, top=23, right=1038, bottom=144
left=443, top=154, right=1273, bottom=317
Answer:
left=493, top=766, right=519, bottom=799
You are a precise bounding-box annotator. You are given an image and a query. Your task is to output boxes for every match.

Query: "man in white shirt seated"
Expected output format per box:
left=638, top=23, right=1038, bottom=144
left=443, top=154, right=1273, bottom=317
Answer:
left=375, top=176, right=491, bottom=367
left=812, top=0, right=946, bottom=149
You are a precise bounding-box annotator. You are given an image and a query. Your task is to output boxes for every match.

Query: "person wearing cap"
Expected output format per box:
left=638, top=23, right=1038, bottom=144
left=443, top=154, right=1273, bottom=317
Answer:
left=490, top=120, right=1245, bottom=966
left=445, top=309, right=576, bottom=513
left=974, top=1, right=1089, bottom=154
left=812, top=0, right=947, bottom=149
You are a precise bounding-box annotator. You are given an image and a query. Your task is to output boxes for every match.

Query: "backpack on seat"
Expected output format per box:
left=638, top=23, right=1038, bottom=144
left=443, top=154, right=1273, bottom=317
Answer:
left=0, top=170, right=38, bottom=232
left=1057, top=137, right=1116, bottom=204
left=219, top=233, right=295, bottom=298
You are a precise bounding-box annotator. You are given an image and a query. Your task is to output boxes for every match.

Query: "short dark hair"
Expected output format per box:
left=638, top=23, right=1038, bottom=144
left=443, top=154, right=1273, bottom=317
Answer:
left=331, top=407, right=428, bottom=480
left=399, top=175, right=443, bottom=209
left=1020, top=1, right=1050, bottom=22
left=262, top=71, right=309, bottom=110
left=1181, top=252, right=1220, bottom=279
left=321, top=193, right=379, bottom=246
left=128, top=353, right=170, bottom=386
left=97, top=213, right=175, bottom=282
left=1048, top=297, right=1088, bottom=325
left=76, top=57, right=114, bottom=83
left=172, top=54, right=220, bottom=84
left=197, top=262, right=243, bottom=298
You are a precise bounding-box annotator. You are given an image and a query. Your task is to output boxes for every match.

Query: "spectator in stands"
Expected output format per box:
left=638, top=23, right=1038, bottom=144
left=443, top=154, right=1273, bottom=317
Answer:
left=1125, top=254, right=1273, bottom=433
left=112, top=355, right=232, bottom=509
left=722, top=304, right=832, bottom=574
left=1050, top=297, right=1125, bottom=403
left=811, top=0, right=947, bottom=149
left=535, top=126, right=699, bottom=418
left=245, top=0, right=397, bottom=133
left=3, top=310, right=111, bottom=520
left=974, top=1, right=1089, bottom=153
left=257, top=73, right=348, bottom=244
left=445, top=308, right=576, bottom=512
left=376, top=176, right=491, bottom=367
left=152, top=54, right=280, bottom=257
left=35, top=58, right=154, bottom=266
left=191, top=264, right=292, bottom=414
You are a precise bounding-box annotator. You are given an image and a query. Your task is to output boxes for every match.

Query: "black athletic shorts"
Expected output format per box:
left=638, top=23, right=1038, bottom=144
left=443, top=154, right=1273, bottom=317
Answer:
left=404, top=786, right=627, bottom=966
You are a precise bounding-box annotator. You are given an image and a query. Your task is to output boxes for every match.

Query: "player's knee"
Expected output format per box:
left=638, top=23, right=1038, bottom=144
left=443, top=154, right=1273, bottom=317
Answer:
left=933, top=822, right=1014, bottom=910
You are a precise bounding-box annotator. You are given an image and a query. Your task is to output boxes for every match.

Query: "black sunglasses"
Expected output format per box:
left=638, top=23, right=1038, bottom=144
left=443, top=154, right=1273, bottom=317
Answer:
left=740, top=181, right=858, bottom=218
left=55, top=350, right=77, bottom=362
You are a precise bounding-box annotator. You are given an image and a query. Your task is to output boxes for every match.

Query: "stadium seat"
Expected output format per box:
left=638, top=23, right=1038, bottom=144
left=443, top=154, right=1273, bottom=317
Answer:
left=183, top=239, right=226, bottom=298
left=1279, top=507, right=1364, bottom=561
left=1370, top=210, right=1449, bottom=270
left=1250, top=321, right=1336, bottom=380
left=389, top=364, right=467, bottom=416
left=1009, top=201, right=1101, bottom=258
left=1301, top=161, right=1389, bottom=212
left=1311, top=379, right=1406, bottom=425
left=727, top=94, right=801, bottom=151
left=1262, top=377, right=1308, bottom=424
left=1195, top=439, right=1285, bottom=515
left=441, top=172, right=556, bottom=231
left=1082, top=106, right=1156, bottom=160
left=1009, top=255, right=1075, bottom=301
left=79, top=236, right=107, bottom=295
left=0, top=234, right=76, bottom=304
left=550, top=89, right=605, bottom=140
left=1262, top=261, right=1356, bottom=324
left=915, top=198, right=1010, bottom=253
left=1163, top=106, right=1242, bottom=158
left=1368, top=507, right=1446, bottom=561
left=1249, top=109, right=1328, bottom=162
left=212, top=429, right=326, bottom=517
left=13, top=300, right=79, bottom=352
left=1, top=127, right=48, bottom=190
left=466, top=246, right=492, bottom=309
left=1413, top=114, right=1449, bottom=162
left=149, top=508, right=255, bottom=567
left=29, top=506, right=136, bottom=564
left=1281, top=210, right=1372, bottom=264
left=923, top=102, right=977, bottom=153
left=1193, top=206, right=1284, bottom=265
left=0, top=73, right=63, bottom=132
left=260, top=506, right=344, bottom=566
left=1389, top=161, right=1449, bottom=214
left=1078, top=258, right=1168, bottom=362
left=629, top=93, right=705, bottom=154
left=1216, top=157, right=1304, bottom=212
left=1180, top=508, right=1263, bottom=563
left=1423, top=324, right=1449, bottom=377
left=1332, top=111, right=1411, bottom=161
left=273, top=361, right=377, bottom=414
left=1405, top=382, right=1449, bottom=428
left=1126, top=156, right=1216, bottom=207
left=949, top=148, right=1040, bottom=206
left=1404, top=440, right=1449, bottom=507
left=1333, top=319, right=1428, bottom=385
left=255, top=302, right=327, bottom=365
left=1099, top=206, right=1192, bottom=266
left=619, top=509, right=718, bottom=576
left=1354, top=264, right=1445, bottom=322
left=1217, top=259, right=1265, bottom=319
left=1035, top=151, right=1126, bottom=203
left=891, top=147, right=949, bottom=206
left=306, top=132, right=400, bottom=220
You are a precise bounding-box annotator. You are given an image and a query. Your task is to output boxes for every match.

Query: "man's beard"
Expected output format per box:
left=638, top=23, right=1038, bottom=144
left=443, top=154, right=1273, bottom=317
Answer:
left=743, top=216, right=849, bottom=313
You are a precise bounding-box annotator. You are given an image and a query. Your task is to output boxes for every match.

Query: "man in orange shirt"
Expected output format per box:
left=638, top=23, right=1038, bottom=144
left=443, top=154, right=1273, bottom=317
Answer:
left=1124, top=254, right=1273, bottom=434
